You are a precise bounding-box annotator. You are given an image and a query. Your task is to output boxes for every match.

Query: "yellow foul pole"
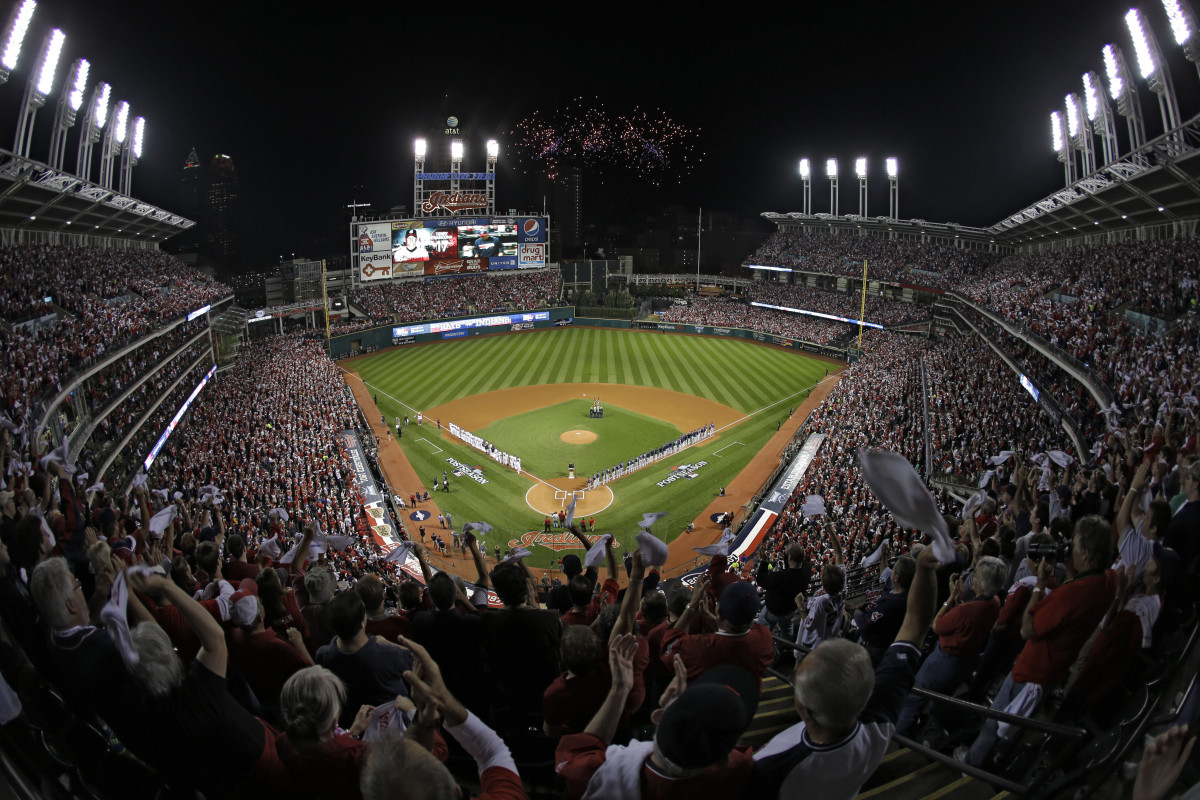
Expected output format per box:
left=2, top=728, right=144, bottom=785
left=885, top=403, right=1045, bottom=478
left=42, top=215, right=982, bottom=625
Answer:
left=322, top=259, right=330, bottom=342
left=857, top=259, right=868, bottom=350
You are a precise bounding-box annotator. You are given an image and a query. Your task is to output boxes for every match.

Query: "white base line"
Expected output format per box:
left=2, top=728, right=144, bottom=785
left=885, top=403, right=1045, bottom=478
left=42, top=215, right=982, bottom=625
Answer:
left=416, top=438, right=443, bottom=454
left=335, top=364, right=422, bottom=416
left=713, top=442, right=746, bottom=458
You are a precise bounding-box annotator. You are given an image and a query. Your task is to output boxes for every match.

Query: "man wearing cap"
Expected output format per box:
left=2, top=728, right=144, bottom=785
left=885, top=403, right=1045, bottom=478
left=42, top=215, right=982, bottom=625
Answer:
left=556, top=633, right=759, bottom=799
left=227, top=578, right=313, bottom=708
left=749, top=546, right=941, bottom=799
left=659, top=575, right=774, bottom=683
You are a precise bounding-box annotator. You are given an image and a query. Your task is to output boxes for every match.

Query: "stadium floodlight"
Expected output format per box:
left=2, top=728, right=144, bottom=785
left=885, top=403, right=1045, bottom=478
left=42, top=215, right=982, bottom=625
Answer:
left=1051, top=111, right=1076, bottom=186
left=1065, top=95, right=1080, bottom=137
left=486, top=139, right=498, bottom=158
left=1127, top=8, right=1156, bottom=78
left=798, top=158, right=811, bottom=215
left=855, top=157, right=867, bottom=178
left=12, top=27, right=64, bottom=157
left=93, top=81, right=110, bottom=128
left=1163, top=0, right=1200, bottom=72
left=414, top=137, right=426, bottom=158
left=855, top=158, right=867, bottom=216
left=33, top=27, right=62, bottom=97
left=826, top=158, right=839, bottom=216
left=0, top=0, right=36, bottom=82
left=1051, top=111, right=1065, bottom=152
left=114, top=101, right=129, bottom=143
left=75, top=81, right=109, bottom=181
left=1066, top=93, right=1096, bottom=176
left=47, top=57, right=88, bottom=171
left=1102, top=43, right=1148, bottom=158
left=1126, top=7, right=1186, bottom=154
left=886, top=158, right=898, bottom=219
left=132, top=116, right=144, bottom=159
left=450, top=140, right=463, bottom=160
left=1083, top=72, right=1100, bottom=120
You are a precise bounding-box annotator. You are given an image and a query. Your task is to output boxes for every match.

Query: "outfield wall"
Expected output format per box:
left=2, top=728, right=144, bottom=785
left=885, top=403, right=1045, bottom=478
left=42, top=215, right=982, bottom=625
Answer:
left=331, top=307, right=848, bottom=361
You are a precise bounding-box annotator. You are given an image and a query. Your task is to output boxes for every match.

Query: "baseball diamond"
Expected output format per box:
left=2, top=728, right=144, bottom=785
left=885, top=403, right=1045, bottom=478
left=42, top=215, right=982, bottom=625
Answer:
left=343, top=326, right=838, bottom=570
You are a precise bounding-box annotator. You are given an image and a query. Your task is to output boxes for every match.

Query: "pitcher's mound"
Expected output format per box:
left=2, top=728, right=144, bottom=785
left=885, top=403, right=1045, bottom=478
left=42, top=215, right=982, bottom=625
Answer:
left=560, top=430, right=597, bottom=444
left=526, top=478, right=613, bottom=516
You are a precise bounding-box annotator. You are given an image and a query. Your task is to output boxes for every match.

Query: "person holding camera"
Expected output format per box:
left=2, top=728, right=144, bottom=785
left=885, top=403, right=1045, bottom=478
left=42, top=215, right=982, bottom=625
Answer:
left=963, top=516, right=1115, bottom=767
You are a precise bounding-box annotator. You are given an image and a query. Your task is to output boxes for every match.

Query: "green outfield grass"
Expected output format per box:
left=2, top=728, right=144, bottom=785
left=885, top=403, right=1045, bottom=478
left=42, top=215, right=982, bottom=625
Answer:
left=350, top=328, right=831, bottom=567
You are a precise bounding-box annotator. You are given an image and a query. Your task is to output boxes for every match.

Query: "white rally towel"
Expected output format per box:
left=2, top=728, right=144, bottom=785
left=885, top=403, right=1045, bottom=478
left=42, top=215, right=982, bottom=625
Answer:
left=384, top=541, right=415, bottom=564
left=148, top=505, right=178, bottom=538
left=637, top=512, right=667, bottom=530
left=257, top=537, right=282, bottom=560
left=463, top=521, right=493, bottom=535
left=584, top=533, right=613, bottom=568
left=693, top=528, right=736, bottom=557
left=504, top=548, right=532, bottom=563
left=101, top=566, right=153, bottom=668
left=564, top=497, right=578, bottom=530
left=996, top=682, right=1044, bottom=740
left=856, top=448, right=956, bottom=564
left=860, top=540, right=887, bottom=568
left=361, top=699, right=412, bottom=743
left=636, top=532, right=668, bottom=566
left=989, top=451, right=1015, bottom=466
left=269, top=508, right=290, bottom=523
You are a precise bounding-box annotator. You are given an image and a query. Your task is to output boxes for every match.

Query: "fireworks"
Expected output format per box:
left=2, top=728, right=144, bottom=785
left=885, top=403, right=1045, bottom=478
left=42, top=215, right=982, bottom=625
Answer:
left=510, top=99, right=702, bottom=186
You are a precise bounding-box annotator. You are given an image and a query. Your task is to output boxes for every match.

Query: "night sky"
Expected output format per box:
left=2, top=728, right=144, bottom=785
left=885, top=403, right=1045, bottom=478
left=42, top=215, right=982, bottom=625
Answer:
left=3, top=0, right=1198, bottom=266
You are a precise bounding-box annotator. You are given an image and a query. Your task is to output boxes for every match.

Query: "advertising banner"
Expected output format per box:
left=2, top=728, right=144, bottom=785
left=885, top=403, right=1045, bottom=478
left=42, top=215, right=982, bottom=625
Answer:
left=518, top=243, right=546, bottom=269
left=357, top=223, right=392, bottom=253
left=423, top=258, right=487, bottom=277
left=358, top=252, right=394, bottom=282
left=341, top=430, right=384, bottom=507
left=488, top=256, right=519, bottom=270
left=517, top=217, right=547, bottom=243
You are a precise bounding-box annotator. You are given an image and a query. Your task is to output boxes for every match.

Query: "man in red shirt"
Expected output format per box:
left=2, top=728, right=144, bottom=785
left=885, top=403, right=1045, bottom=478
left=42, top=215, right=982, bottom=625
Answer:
left=965, top=516, right=1115, bottom=766
left=660, top=576, right=774, bottom=683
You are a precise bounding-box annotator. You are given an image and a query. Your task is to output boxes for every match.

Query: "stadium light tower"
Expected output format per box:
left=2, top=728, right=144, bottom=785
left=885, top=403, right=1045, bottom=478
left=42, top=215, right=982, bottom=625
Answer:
left=886, top=157, right=898, bottom=219
left=450, top=139, right=463, bottom=199
left=13, top=27, right=64, bottom=158
left=1083, top=71, right=1121, bottom=167
left=855, top=157, right=868, bottom=216
left=486, top=138, right=498, bottom=216
left=1051, top=111, right=1076, bottom=186
left=413, top=137, right=426, bottom=218
left=1103, top=43, right=1149, bottom=164
left=1126, top=7, right=1186, bottom=155
left=47, top=56, right=86, bottom=171
left=75, top=80, right=109, bottom=182
left=798, top=158, right=812, bottom=215
left=1065, top=92, right=1096, bottom=176
left=0, top=0, right=36, bottom=85
left=826, top=158, right=838, bottom=216
left=1162, top=0, right=1200, bottom=79
left=98, top=99, right=128, bottom=191
left=119, top=115, right=143, bottom=196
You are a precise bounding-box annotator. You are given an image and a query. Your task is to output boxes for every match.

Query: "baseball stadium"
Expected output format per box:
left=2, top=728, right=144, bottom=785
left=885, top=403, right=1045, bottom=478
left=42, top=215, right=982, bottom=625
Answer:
left=1, top=2, right=1200, bottom=800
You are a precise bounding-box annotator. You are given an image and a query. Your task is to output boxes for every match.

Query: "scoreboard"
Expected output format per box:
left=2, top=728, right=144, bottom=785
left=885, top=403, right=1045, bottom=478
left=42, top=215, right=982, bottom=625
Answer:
left=353, top=216, right=548, bottom=283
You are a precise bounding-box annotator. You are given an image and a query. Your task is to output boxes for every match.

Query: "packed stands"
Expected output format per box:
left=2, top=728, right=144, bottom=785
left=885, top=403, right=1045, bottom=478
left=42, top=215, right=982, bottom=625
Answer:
left=349, top=270, right=561, bottom=323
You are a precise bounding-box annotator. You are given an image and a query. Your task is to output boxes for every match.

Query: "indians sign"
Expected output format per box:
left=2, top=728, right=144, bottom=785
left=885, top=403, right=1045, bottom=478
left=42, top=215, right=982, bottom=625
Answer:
left=506, top=531, right=620, bottom=552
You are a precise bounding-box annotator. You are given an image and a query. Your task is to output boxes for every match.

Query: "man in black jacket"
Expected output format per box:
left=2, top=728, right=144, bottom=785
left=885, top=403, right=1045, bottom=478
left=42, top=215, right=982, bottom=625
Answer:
left=755, top=543, right=812, bottom=642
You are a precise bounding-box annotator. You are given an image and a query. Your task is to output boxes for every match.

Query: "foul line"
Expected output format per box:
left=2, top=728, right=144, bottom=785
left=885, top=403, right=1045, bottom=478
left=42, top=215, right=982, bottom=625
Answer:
left=713, top=442, right=746, bottom=458
left=336, top=364, right=422, bottom=416
left=714, top=372, right=840, bottom=436
left=416, top=438, right=443, bottom=454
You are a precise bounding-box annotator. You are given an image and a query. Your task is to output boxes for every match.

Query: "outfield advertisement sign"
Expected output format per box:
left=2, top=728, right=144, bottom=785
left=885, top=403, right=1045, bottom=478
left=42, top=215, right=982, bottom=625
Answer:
left=393, top=311, right=550, bottom=338
left=341, top=430, right=384, bottom=507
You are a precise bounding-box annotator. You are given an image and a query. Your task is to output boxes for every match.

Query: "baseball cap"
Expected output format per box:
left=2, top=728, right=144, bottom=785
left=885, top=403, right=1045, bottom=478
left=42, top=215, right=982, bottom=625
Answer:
left=228, top=579, right=259, bottom=627
left=655, top=665, right=760, bottom=769
left=305, top=566, right=335, bottom=605
left=718, top=580, right=761, bottom=627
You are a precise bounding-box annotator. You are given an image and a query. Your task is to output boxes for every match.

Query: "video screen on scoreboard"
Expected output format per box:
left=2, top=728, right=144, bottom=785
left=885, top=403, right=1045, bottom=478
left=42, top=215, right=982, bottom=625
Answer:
left=392, top=226, right=459, bottom=265
left=456, top=224, right=517, bottom=259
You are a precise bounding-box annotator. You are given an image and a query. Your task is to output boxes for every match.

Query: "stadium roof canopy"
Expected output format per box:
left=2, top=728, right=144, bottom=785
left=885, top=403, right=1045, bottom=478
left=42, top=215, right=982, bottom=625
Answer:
left=984, top=114, right=1200, bottom=245
left=0, top=148, right=193, bottom=243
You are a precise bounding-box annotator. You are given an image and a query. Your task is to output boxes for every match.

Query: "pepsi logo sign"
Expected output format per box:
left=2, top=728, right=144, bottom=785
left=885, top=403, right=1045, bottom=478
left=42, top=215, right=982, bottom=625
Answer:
left=523, top=218, right=540, bottom=235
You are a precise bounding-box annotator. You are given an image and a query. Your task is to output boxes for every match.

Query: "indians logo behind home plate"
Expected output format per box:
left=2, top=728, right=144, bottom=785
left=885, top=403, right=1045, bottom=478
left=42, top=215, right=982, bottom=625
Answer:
left=507, top=531, right=620, bottom=552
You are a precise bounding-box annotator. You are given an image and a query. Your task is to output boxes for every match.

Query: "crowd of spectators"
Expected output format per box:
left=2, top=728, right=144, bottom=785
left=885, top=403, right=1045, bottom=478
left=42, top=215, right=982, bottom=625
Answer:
left=349, top=271, right=561, bottom=323
left=0, top=245, right=228, bottom=425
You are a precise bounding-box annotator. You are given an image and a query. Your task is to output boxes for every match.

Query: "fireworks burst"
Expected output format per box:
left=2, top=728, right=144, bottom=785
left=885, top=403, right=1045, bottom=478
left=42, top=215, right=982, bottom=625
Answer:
left=510, top=99, right=702, bottom=186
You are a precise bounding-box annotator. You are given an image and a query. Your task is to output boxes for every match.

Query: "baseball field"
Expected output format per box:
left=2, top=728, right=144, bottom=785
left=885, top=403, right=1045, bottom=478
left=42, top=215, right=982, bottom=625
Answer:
left=343, top=327, right=834, bottom=570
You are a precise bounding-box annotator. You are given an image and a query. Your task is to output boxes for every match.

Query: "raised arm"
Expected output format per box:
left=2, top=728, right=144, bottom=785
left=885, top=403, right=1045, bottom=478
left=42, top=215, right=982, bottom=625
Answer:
left=894, top=547, right=939, bottom=646
left=413, top=542, right=435, bottom=587
left=463, top=531, right=489, bottom=588
left=609, top=551, right=644, bottom=645
left=128, top=570, right=228, bottom=677
left=582, top=634, right=637, bottom=745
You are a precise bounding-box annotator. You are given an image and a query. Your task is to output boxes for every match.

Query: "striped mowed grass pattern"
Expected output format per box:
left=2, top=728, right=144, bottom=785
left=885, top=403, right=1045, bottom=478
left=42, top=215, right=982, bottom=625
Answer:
left=352, top=327, right=826, bottom=412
